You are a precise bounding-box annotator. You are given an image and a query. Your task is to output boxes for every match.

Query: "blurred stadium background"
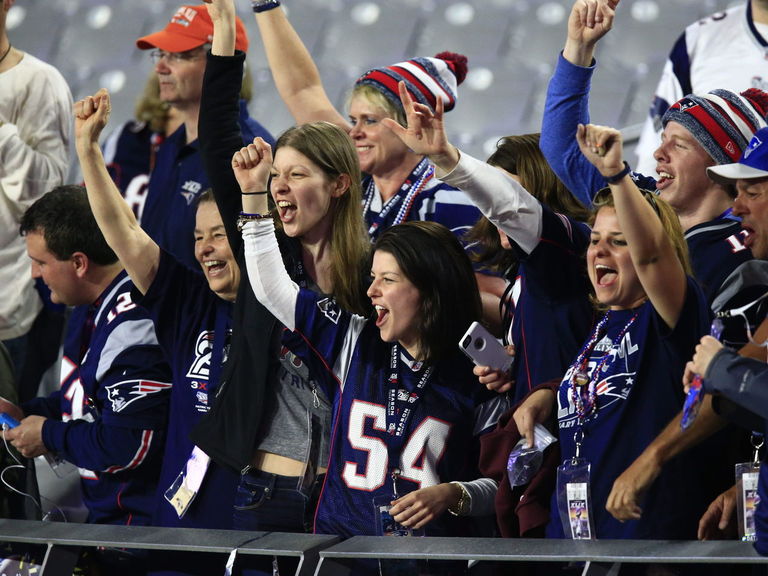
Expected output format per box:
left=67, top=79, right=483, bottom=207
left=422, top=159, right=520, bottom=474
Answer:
left=11, top=0, right=740, bottom=166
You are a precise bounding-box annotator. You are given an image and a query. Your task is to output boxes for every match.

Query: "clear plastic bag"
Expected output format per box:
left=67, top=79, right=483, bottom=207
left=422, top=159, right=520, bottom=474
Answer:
left=506, top=423, right=557, bottom=488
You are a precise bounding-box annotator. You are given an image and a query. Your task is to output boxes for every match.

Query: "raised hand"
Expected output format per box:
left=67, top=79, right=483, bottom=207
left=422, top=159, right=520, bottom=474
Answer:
left=564, top=0, right=619, bottom=65
left=568, top=0, right=619, bottom=45
left=204, top=0, right=237, bottom=56
left=204, top=0, right=235, bottom=25
left=74, top=88, right=111, bottom=148
left=232, top=136, right=273, bottom=195
left=576, top=123, right=624, bottom=179
left=512, top=388, right=556, bottom=449
left=381, top=81, right=459, bottom=172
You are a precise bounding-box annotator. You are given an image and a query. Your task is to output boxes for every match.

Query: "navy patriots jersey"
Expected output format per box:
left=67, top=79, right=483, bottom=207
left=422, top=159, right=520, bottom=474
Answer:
left=506, top=206, right=593, bottom=402
left=136, top=250, right=238, bottom=529
left=101, top=120, right=161, bottom=223
left=140, top=102, right=273, bottom=271
left=24, top=271, right=172, bottom=526
left=292, top=289, right=504, bottom=538
left=685, top=216, right=753, bottom=306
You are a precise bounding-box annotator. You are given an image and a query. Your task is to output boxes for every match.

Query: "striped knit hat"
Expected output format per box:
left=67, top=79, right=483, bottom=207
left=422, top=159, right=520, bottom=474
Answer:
left=355, top=52, right=468, bottom=114
left=661, top=88, right=768, bottom=165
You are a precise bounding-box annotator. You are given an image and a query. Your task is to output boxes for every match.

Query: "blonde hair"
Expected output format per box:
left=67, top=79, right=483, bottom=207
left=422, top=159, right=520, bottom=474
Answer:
left=274, top=122, right=370, bottom=315
left=591, top=187, right=691, bottom=277
left=347, top=84, right=406, bottom=127
left=135, top=74, right=171, bottom=133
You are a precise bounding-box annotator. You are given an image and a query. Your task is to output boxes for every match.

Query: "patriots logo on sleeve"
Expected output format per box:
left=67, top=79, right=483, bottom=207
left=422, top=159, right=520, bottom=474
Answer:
left=106, top=380, right=172, bottom=413
left=316, top=297, right=341, bottom=325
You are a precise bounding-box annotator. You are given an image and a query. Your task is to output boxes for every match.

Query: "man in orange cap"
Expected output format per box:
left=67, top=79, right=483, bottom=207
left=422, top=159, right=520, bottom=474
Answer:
left=135, top=5, right=273, bottom=272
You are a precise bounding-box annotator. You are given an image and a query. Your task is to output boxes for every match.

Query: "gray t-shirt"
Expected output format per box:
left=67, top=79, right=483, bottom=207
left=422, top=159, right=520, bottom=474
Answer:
left=256, top=325, right=331, bottom=480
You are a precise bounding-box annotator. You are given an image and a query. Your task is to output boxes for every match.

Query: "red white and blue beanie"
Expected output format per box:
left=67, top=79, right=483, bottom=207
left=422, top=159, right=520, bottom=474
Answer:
left=355, top=51, right=469, bottom=114
left=662, top=88, right=768, bottom=165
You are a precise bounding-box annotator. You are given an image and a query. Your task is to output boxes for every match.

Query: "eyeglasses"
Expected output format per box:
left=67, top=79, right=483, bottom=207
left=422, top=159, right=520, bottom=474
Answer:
left=149, top=49, right=205, bottom=65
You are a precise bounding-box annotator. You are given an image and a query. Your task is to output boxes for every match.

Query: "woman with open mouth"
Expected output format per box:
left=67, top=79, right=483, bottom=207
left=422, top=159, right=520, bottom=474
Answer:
left=190, top=4, right=372, bottom=575
left=237, top=135, right=506, bottom=571
left=511, top=122, right=716, bottom=545
left=382, top=79, right=718, bottom=547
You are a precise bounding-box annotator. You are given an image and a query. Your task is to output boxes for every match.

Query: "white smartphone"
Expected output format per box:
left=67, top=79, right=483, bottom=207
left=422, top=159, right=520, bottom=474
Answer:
left=458, top=321, right=513, bottom=372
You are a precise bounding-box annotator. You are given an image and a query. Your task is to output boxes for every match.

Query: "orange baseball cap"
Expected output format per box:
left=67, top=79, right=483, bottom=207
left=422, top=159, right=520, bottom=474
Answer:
left=136, top=5, right=249, bottom=53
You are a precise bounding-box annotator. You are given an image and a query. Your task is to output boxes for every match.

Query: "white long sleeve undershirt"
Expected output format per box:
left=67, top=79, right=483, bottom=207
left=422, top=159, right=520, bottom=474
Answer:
left=242, top=219, right=299, bottom=330
left=437, top=151, right=543, bottom=255
left=242, top=218, right=500, bottom=517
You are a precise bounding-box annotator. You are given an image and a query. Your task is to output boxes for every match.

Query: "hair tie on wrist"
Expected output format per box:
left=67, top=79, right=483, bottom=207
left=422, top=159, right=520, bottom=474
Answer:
left=252, top=0, right=281, bottom=13
left=605, top=161, right=631, bottom=184
left=241, top=190, right=270, bottom=196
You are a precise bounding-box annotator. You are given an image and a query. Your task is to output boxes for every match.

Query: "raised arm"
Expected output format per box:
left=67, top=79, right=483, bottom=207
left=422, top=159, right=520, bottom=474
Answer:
left=578, top=123, right=686, bottom=328
left=563, top=0, right=618, bottom=66
left=75, top=90, right=159, bottom=295
left=235, top=137, right=299, bottom=328
left=540, top=0, right=620, bottom=205
left=250, top=0, right=350, bottom=128
left=206, top=0, right=236, bottom=57
left=199, top=0, right=249, bottom=254
left=383, top=82, right=543, bottom=254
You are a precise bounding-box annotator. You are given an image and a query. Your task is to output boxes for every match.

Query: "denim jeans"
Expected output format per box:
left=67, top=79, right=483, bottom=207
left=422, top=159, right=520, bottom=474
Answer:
left=233, top=470, right=323, bottom=576
left=233, top=469, right=321, bottom=533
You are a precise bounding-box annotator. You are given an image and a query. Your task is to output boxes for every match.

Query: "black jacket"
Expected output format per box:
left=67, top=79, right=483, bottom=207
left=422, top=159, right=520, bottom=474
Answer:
left=190, top=51, right=283, bottom=472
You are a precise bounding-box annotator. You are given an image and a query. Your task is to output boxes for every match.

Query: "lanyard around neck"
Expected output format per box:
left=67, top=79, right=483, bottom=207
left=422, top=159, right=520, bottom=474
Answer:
left=385, top=343, right=433, bottom=451
left=363, top=158, right=434, bottom=240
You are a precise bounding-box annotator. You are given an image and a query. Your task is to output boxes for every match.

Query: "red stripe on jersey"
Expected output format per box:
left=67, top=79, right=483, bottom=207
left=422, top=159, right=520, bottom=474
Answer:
left=104, top=429, right=153, bottom=473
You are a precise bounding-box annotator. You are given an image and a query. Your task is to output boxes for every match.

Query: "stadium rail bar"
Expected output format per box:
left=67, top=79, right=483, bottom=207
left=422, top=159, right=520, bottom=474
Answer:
left=2, top=519, right=768, bottom=575
left=315, top=535, right=768, bottom=576
left=0, top=519, right=338, bottom=576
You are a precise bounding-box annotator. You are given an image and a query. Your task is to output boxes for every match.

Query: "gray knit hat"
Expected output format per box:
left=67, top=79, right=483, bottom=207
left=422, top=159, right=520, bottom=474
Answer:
left=661, top=88, right=768, bottom=165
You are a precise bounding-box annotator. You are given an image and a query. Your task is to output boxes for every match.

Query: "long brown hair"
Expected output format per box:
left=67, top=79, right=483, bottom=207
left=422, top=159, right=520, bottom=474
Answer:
left=466, top=133, right=589, bottom=273
left=274, top=122, right=370, bottom=315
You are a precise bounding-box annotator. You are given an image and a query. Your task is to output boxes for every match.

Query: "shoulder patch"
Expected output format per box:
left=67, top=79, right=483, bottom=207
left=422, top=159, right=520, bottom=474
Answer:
left=106, top=379, right=172, bottom=413
left=317, top=297, right=341, bottom=325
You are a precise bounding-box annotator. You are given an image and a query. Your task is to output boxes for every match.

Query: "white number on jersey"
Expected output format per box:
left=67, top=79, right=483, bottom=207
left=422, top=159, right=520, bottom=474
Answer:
left=62, top=375, right=98, bottom=480
left=343, top=400, right=452, bottom=491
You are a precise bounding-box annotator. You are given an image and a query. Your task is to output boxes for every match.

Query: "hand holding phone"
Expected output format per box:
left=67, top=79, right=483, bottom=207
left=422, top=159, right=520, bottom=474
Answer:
left=0, top=412, right=20, bottom=429
left=459, top=321, right=513, bottom=372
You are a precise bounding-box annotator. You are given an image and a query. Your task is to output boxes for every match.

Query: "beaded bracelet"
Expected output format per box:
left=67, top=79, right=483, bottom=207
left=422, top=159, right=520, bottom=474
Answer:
left=237, top=211, right=267, bottom=232
left=252, top=0, right=281, bottom=13
left=605, top=161, right=631, bottom=184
